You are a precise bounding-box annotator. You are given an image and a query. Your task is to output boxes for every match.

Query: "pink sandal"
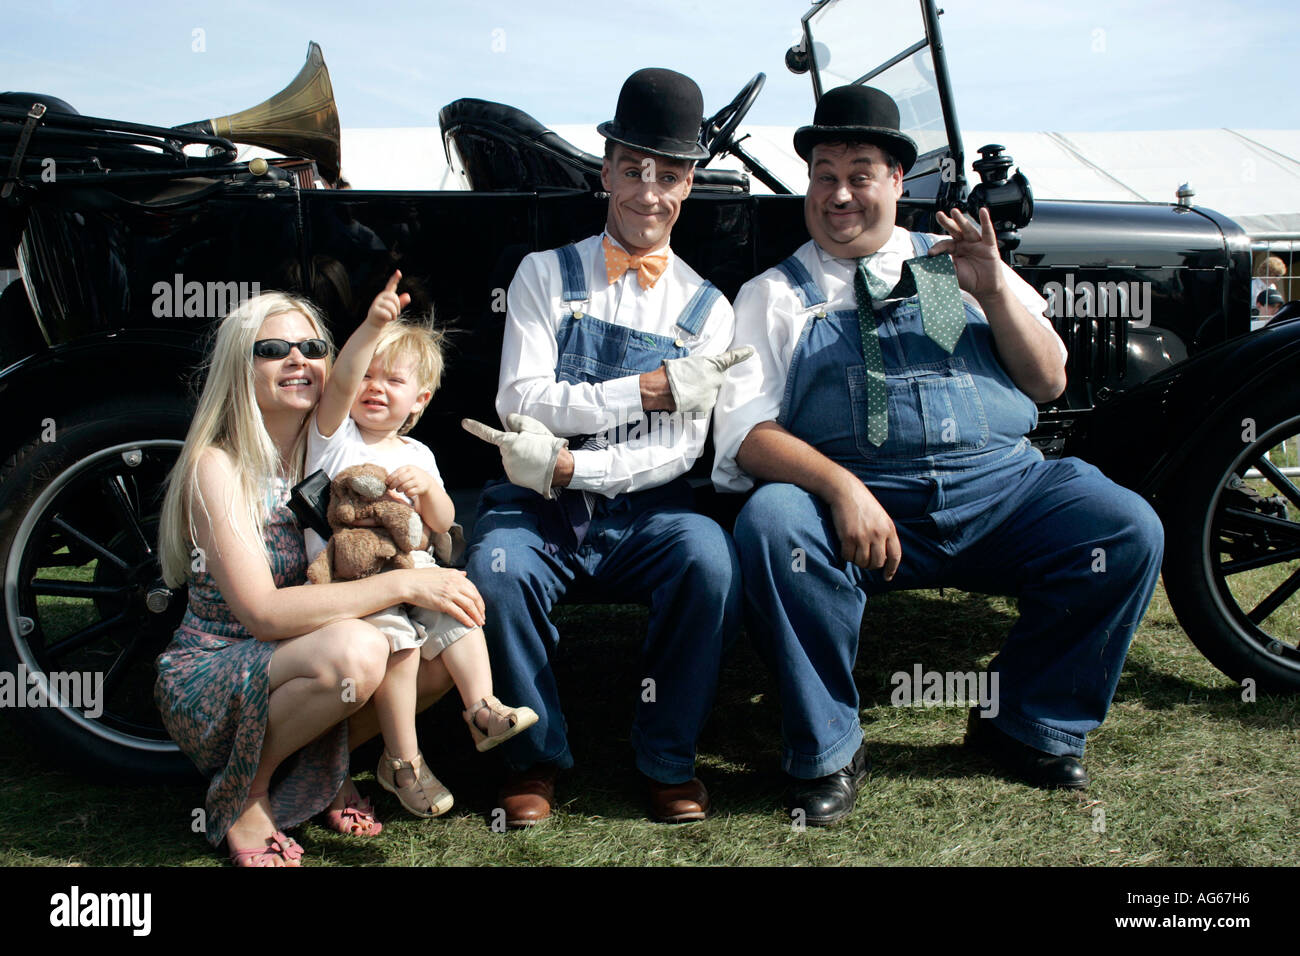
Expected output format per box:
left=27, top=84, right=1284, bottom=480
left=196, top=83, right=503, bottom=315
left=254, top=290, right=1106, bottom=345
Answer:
left=322, top=794, right=383, bottom=836
left=228, top=831, right=305, bottom=867
left=227, top=789, right=306, bottom=867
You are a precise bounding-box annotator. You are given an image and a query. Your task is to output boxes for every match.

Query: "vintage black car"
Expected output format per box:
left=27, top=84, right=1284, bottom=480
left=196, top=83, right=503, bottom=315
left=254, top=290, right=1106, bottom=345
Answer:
left=2, top=0, right=1298, bottom=782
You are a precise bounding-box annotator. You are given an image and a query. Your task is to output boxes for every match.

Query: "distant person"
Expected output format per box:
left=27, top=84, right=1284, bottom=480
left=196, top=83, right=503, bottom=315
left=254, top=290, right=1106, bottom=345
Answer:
left=1251, top=255, right=1286, bottom=308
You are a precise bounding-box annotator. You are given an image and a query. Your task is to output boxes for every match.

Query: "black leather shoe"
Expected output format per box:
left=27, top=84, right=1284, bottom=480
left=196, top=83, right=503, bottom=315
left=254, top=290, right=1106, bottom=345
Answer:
left=783, top=744, right=869, bottom=826
left=965, top=709, right=1089, bottom=790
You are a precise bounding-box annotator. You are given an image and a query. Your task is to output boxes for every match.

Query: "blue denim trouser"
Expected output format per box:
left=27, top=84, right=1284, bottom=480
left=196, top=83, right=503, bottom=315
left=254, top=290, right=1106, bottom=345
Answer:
left=733, top=454, right=1164, bottom=778
left=464, top=479, right=741, bottom=784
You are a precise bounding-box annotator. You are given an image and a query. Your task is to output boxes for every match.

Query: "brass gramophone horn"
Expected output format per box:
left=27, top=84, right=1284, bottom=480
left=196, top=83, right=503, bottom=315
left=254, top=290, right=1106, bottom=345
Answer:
left=176, top=41, right=341, bottom=184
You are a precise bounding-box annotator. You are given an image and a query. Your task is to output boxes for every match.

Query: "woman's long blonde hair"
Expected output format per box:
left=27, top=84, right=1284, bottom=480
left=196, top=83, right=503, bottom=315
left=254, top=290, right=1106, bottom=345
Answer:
left=159, top=292, right=334, bottom=587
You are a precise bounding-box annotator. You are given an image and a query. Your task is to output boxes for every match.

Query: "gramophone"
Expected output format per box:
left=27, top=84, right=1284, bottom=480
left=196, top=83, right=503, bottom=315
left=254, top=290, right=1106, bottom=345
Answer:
left=174, top=41, right=341, bottom=185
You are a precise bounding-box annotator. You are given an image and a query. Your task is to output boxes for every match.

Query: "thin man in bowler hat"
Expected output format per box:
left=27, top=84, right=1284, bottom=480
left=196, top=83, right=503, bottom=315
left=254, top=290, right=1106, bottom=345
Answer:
left=462, top=68, right=753, bottom=826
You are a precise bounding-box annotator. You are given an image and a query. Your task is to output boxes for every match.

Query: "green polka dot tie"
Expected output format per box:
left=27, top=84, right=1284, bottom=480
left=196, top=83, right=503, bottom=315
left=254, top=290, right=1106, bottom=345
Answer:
left=891, top=252, right=966, bottom=354
left=854, top=253, right=967, bottom=447
left=853, top=260, right=890, bottom=446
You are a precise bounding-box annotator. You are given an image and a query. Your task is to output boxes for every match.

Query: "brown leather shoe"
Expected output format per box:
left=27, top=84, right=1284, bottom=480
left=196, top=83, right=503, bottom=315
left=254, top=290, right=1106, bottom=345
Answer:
left=498, top=765, right=557, bottom=828
left=647, top=776, right=710, bottom=823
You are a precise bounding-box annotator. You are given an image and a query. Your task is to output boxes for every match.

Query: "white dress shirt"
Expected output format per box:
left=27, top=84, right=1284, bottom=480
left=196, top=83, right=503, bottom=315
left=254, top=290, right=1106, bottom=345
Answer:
left=303, top=414, right=443, bottom=562
left=711, top=229, right=1063, bottom=493
left=497, top=233, right=735, bottom=498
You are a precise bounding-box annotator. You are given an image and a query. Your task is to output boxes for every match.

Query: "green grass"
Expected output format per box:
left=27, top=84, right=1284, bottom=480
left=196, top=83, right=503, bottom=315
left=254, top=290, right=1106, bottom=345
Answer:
left=1, top=580, right=1297, bottom=867
left=27, top=554, right=162, bottom=730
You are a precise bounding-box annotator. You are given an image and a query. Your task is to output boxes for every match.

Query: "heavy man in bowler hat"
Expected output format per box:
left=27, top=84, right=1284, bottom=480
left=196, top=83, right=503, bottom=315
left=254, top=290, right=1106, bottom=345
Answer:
left=463, top=68, right=752, bottom=826
left=712, top=85, right=1165, bottom=824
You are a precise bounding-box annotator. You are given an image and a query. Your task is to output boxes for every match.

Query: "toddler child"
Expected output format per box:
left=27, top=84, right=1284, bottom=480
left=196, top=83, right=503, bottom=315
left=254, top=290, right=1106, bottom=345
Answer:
left=306, top=270, right=536, bottom=817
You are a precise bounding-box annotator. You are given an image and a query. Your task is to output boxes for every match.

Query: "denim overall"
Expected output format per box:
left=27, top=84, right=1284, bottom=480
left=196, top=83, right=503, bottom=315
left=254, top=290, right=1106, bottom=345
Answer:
left=552, top=242, right=716, bottom=489
left=465, top=242, right=741, bottom=784
left=734, top=235, right=1164, bottom=778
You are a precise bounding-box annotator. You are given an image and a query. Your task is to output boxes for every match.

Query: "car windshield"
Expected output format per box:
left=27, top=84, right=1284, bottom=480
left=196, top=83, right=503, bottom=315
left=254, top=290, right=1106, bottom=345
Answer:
left=804, top=0, right=949, bottom=160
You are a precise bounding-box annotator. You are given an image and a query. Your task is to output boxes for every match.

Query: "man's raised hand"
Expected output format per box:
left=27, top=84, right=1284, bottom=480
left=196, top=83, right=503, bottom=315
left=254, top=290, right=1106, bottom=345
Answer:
left=366, top=270, right=411, bottom=327
left=928, top=206, right=1004, bottom=302
left=663, top=346, right=755, bottom=416
left=462, top=414, right=568, bottom=499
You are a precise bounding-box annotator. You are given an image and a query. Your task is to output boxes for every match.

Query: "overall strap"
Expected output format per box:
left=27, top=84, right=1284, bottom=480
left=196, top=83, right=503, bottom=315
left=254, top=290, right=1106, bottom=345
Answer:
left=775, top=254, right=827, bottom=309
left=555, top=243, right=588, bottom=304
left=675, top=281, right=721, bottom=337
left=909, top=231, right=935, bottom=257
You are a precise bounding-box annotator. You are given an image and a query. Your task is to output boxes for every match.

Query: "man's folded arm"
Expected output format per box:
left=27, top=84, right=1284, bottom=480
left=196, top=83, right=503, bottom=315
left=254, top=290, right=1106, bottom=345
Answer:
left=565, top=293, right=737, bottom=497
left=565, top=412, right=710, bottom=497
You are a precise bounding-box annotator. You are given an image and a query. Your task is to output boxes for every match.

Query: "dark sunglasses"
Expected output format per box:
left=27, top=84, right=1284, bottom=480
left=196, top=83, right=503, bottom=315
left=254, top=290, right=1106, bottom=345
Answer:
left=252, top=338, right=329, bottom=360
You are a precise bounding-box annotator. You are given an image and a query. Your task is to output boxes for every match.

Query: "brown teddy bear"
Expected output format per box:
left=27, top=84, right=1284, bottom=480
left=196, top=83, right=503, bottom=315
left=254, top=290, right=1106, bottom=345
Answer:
left=306, top=463, right=432, bottom=585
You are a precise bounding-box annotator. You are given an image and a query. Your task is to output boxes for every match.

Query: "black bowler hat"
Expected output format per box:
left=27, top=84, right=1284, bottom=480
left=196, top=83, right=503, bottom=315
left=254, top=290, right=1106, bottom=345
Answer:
left=793, top=84, right=918, bottom=172
left=597, top=68, right=710, bottom=162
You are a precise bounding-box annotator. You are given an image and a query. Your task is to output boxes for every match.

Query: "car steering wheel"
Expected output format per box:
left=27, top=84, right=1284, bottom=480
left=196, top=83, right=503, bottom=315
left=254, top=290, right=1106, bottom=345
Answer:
left=700, top=72, right=766, bottom=166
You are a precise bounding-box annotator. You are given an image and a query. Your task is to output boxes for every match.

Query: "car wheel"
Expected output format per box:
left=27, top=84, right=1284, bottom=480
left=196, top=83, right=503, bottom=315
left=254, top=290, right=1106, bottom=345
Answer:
left=1161, top=393, right=1300, bottom=693
left=0, top=394, right=200, bottom=782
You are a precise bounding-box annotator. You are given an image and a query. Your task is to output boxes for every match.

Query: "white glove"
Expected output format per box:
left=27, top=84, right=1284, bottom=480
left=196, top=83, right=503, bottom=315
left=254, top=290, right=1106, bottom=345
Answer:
left=663, top=346, right=755, bottom=416
left=462, top=414, right=568, bottom=499
left=505, top=413, right=558, bottom=438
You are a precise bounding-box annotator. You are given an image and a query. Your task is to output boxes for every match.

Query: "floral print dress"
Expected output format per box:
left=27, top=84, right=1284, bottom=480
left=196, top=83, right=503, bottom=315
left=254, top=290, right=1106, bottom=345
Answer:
left=154, top=477, right=348, bottom=847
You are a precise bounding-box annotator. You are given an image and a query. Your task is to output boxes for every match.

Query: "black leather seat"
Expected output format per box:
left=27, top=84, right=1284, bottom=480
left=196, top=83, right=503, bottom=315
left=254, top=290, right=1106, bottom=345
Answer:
left=0, top=92, right=79, bottom=114
left=439, top=98, right=748, bottom=194
left=0, top=91, right=206, bottom=175
left=1261, top=300, right=1300, bottom=328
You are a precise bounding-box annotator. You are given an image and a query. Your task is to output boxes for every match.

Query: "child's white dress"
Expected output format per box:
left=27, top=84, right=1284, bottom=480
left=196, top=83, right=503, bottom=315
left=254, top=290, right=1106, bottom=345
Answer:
left=306, top=415, right=472, bottom=656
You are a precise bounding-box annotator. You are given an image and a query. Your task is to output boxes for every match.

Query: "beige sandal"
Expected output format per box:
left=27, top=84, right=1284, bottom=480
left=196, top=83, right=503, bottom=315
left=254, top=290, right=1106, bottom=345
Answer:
left=464, top=695, right=539, bottom=753
left=376, top=750, right=453, bottom=818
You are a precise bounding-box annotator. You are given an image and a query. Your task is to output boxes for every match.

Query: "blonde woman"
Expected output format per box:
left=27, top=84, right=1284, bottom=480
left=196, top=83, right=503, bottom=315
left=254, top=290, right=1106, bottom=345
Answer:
left=154, top=291, right=485, bottom=867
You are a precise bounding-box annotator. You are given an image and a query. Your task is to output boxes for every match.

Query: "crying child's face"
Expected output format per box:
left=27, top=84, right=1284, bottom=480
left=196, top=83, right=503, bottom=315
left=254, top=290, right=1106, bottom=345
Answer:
left=352, top=354, right=430, bottom=439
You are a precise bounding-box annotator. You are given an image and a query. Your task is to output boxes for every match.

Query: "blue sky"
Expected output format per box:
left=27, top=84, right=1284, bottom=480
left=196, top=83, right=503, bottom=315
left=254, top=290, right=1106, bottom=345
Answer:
left=3, top=0, right=1296, bottom=132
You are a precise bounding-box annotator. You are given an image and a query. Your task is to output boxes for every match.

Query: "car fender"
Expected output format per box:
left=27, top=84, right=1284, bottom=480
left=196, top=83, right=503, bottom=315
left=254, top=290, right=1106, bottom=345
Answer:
left=0, top=331, right=203, bottom=459
left=1065, top=316, right=1300, bottom=500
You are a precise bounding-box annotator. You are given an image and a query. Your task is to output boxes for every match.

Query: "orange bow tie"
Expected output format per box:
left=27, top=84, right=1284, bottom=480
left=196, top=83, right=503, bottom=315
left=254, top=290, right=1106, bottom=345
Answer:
left=602, top=237, right=668, bottom=290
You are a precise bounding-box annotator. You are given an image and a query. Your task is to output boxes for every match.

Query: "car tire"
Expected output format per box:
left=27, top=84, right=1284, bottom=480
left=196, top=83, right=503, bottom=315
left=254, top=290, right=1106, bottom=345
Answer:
left=0, top=393, right=200, bottom=782
left=1161, top=389, right=1300, bottom=694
